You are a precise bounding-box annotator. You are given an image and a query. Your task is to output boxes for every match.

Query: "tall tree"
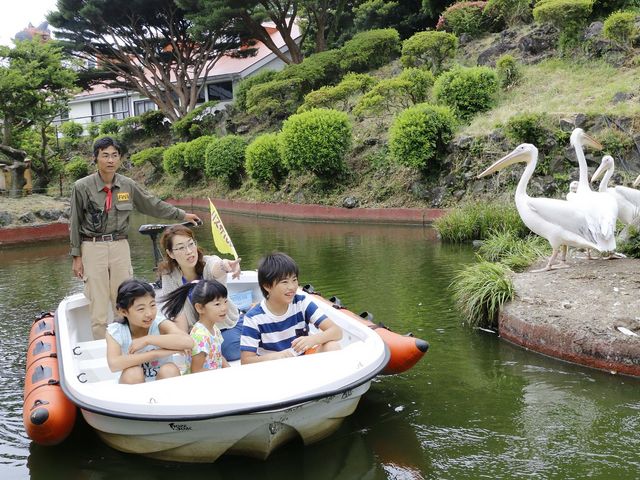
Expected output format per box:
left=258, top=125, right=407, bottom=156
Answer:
left=0, top=39, right=77, bottom=194
left=299, top=1, right=351, bottom=52
left=180, top=0, right=305, bottom=64
left=48, top=0, right=250, bottom=121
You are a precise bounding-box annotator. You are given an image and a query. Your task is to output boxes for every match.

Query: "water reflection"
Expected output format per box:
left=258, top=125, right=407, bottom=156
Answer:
left=1, top=212, right=639, bottom=479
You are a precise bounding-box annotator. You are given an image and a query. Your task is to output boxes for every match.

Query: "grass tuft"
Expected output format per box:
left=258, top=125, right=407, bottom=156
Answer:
left=434, top=202, right=527, bottom=242
left=478, top=229, right=550, bottom=272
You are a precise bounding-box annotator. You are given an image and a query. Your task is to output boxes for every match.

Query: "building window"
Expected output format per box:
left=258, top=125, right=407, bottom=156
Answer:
left=207, top=81, right=233, bottom=102
left=133, top=100, right=156, bottom=116
left=111, top=97, right=128, bottom=120
left=91, top=99, right=110, bottom=123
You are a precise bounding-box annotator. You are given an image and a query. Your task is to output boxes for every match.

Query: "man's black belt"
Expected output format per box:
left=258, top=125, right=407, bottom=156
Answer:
left=82, top=234, right=128, bottom=242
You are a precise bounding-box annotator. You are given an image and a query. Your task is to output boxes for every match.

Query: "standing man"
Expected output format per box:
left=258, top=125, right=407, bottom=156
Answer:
left=70, top=137, right=201, bottom=339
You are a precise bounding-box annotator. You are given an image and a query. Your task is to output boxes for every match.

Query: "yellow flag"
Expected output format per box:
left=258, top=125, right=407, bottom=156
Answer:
left=208, top=198, right=238, bottom=259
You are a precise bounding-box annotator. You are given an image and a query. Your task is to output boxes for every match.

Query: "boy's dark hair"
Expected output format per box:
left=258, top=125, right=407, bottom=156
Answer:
left=93, top=136, right=123, bottom=159
left=115, top=279, right=156, bottom=323
left=160, top=279, right=228, bottom=320
left=257, top=252, right=299, bottom=298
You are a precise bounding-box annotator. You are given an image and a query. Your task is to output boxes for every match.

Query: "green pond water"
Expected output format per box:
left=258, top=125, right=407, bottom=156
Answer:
left=0, top=212, right=638, bottom=480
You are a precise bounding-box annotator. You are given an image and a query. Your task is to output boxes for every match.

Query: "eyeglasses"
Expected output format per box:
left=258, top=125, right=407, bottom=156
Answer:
left=98, top=153, right=121, bottom=159
left=172, top=240, right=197, bottom=253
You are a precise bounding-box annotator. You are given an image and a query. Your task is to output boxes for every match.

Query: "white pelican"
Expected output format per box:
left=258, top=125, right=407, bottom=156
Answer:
left=568, top=128, right=618, bottom=252
left=591, top=155, right=640, bottom=224
left=566, top=180, right=579, bottom=201
left=478, top=143, right=602, bottom=272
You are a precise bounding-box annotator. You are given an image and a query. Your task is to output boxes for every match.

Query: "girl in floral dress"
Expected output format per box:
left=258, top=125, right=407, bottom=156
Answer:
left=161, top=280, right=230, bottom=372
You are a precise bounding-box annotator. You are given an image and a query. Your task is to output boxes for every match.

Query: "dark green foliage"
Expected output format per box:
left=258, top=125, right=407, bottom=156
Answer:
left=234, top=70, right=278, bottom=111
left=64, top=157, right=89, bottom=180
left=338, top=29, right=401, bottom=73
left=300, top=73, right=377, bottom=112
left=99, top=119, right=120, bottom=135
left=245, top=133, right=286, bottom=187
left=87, top=123, right=100, bottom=138
left=139, top=110, right=167, bottom=135
left=171, top=101, right=220, bottom=140
left=118, top=116, right=142, bottom=143
left=433, top=66, right=499, bottom=120
left=354, top=75, right=428, bottom=118
left=130, top=146, right=165, bottom=174
left=618, top=225, right=640, bottom=258
left=388, top=103, right=456, bottom=171
left=484, top=0, right=533, bottom=27
left=603, top=10, right=639, bottom=48
left=398, top=68, right=435, bottom=103
left=504, top=112, right=552, bottom=145
left=204, top=135, right=247, bottom=187
left=496, top=54, right=523, bottom=89
left=279, top=49, right=343, bottom=92
left=401, top=30, right=458, bottom=74
left=246, top=78, right=304, bottom=120
left=353, top=0, right=434, bottom=39
left=184, top=135, right=216, bottom=176
left=533, top=0, right=594, bottom=50
left=163, top=142, right=188, bottom=175
left=596, top=128, right=634, bottom=157
left=59, top=121, right=84, bottom=148
left=438, top=1, right=490, bottom=37
left=279, top=108, right=352, bottom=180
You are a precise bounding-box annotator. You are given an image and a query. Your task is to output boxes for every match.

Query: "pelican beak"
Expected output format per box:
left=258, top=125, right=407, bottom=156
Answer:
left=582, top=133, right=603, bottom=150
left=591, top=162, right=606, bottom=183
left=633, top=174, right=640, bottom=188
left=478, top=148, right=529, bottom=178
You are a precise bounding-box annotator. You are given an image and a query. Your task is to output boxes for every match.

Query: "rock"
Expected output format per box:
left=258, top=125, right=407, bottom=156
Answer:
left=429, top=186, right=446, bottom=207
left=612, top=92, right=634, bottom=104
left=19, top=212, right=36, bottom=224
left=574, top=113, right=588, bottom=128
left=235, top=124, right=250, bottom=135
left=453, top=189, right=466, bottom=200
left=410, top=181, right=430, bottom=200
left=559, top=118, right=575, bottom=132
left=35, top=209, right=64, bottom=221
left=459, top=33, right=472, bottom=45
left=584, top=21, right=603, bottom=40
left=0, top=211, right=12, bottom=227
left=488, top=129, right=506, bottom=144
left=472, top=240, right=483, bottom=249
left=342, top=196, right=359, bottom=209
left=518, top=24, right=557, bottom=57
left=363, top=137, right=378, bottom=146
left=477, top=41, right=514, bottom=66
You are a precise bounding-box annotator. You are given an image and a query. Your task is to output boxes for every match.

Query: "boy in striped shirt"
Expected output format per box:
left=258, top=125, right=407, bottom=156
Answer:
left=240, top=252, right=342, bottom=364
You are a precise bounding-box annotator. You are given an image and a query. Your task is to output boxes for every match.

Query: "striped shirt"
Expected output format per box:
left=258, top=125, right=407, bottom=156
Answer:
left=240, top=293, right=328, bottom=356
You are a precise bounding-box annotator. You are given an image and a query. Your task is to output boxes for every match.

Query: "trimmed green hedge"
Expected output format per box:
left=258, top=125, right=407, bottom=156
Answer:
left=339, top=29, right=402, bottom=73
left=433, top=66, right=499, bottom=120
left=64, top=156, right=89, bottom=181
left=245, top=133, right=286, bottom=187
left=204, top=135, right=247, bottom=187
left=401, top=31, right=458, bottom=74
left=162, top=142, right=188, bottom=175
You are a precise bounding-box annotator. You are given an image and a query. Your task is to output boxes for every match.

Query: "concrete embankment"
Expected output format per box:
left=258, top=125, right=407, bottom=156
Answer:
left=499, top=258, right=640, bottom=378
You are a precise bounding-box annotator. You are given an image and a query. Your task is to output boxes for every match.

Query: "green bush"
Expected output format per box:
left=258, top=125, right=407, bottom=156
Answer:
left=433, top=66, right=499, bottom=121
left=279, top=108, right=352, bottom=179
left=300, top=73, right=376, bottom=112
left=118, top=116, right=142, bottom=143
left=86, top=123, right=100, bottom=138
left=504, top=112, right=552, bottom=145
left=596, top=128, right=634, bottom=156
left=603, top=10, right=639, bottom=48
left=64, top=156, right=89, bottom=180
left=279, top=49, right=343, bottom=92
left=204, top=135, right=247, bottom=187
left=339, top=29, right=401, bottom=73
left=437, top=1, right=490, bottom=37
left=246, top=78, right=304, bottom=119
left=495, top=54, right=523, bottom=90
left=451, top=261, right=514, bottom=329
left=99, top=118, right=120, bottom=135
left=388, top=103, right=456, bottom=172
left=618, top=225, right=640, bottom=258
left=59, top=121, right=84, bottom=141
left=478, top=230, right=550, bottom=271
left=533, top=0, right=594, bottom=50
left=398, top=68, right=435, bottom=103
left=139, top=109, right=167, bottom=135
left=163, top=142, right=188, bottom=175
left=130, top=146, right=165, bottom=173
left=484, top=0, right=532, bottom=27
left=245, top=133, right=286, bottom=187
left=171, top=101, right=221, bottom=141
left=401, top=31, right=458, bottom=74
left=234, top=70, right=279, bottom=111
left=353, top=78, right=413, bottom=118
left=434, top=201, right=527, bottom=242
left=184, top=135, right=216, bottom=176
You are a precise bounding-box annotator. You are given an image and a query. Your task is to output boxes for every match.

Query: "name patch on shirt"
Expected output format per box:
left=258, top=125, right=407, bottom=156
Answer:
left=117, top=192, right=130, bottom=202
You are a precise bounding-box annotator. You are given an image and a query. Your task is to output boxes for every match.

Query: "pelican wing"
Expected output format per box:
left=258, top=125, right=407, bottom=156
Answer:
left=613, top=186, right=640, bottom=209
left=566, top=191, right=617, bottom=250
left=526, top=197, right=597, bottom=240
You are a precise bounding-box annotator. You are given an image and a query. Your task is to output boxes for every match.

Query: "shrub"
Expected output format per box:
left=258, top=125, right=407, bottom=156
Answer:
left=388, top=103, right=456, bottom=172
left=59, top=121, right=84, bottom=142
left=130, top=146, right=165, bottom=173
left=279, top=49, right=343, bottom=92
left=118, top=116, right=142, bottom=143
left=495, top=54, right=523, bottom=89
left=234, top=70, right=279, bottom=111
left=171, top=101, right=221, bottom=141
left=300, top=73, right=376, bottom=112
left=64, top=156, right=89, bottom=181
left=484, top=0, right=533, bottom=27
left=184, top=135, right=216, bottom=176
left=99, top=118, right=120, bottom=135
left=618, top=225, right=640, bottom=258
left=437, top=2, right=490, bottom=37
left=246, top=78, right=304, bottom=119
left=401, top=31, right=458, bottom=74
left=451, top=261, right=514, bottom=329
left=339, top=29, right=401, bottom=73
left=163, top=142, right=188, bottom=175
left=204, top=135, right=247, bottom=187
left=434, top=202, right=527, bottom=242
left=398, top=68, right=435, bottom=103
left=86, top=123, right=100, bottom=138
left=596, top=128, right=634, bottom=157
left=478, top=230, right=550, bottom=271
left=533, top=0, right=594, bottom=50
left=245, top=133, right=286, bottom=187
left=433, top=66, right=499, bottom=121
left=504, top=112, right=552, bottom=145
left=139, top=109, right=167, bottom=135
left=279, top=108, right=352, bottom=179
left=603, top=10, right=639, bottom=48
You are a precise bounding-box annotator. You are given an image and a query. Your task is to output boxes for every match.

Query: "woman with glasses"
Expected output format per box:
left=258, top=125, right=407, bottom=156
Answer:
left=158, top=224, right=243, bottom=361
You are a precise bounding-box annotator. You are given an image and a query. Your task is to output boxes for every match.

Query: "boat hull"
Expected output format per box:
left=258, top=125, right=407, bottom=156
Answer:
left=82, top=383, right=368, bottom=463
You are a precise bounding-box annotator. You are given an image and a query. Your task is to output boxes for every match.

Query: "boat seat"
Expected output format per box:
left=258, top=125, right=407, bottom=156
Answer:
left=72, top=340, right=106, bottom=360
left=75, top=357, right=119, bottom=383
